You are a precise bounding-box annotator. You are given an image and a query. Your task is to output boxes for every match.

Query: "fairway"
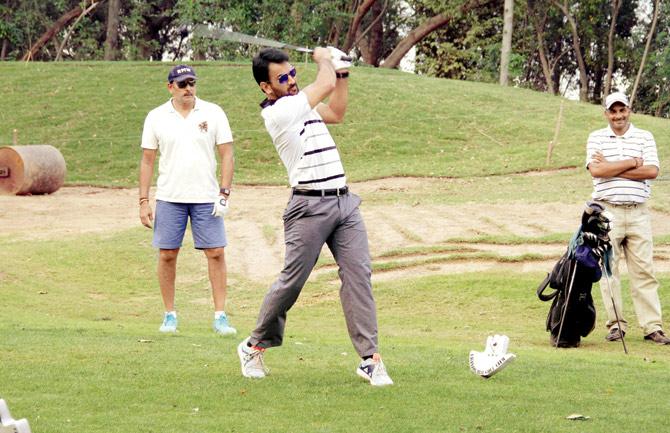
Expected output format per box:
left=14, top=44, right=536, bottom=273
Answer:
left=2, top=174, right=670, bottom=433
left=2, top=61, right=670, bottom=432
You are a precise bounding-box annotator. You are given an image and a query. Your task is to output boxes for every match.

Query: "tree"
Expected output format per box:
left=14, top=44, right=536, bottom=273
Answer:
left=342, top=0, right=378, bottom=52
left=527, top=0, right=563, bottom=93
left=56, top=1, right=103, bottom=61
left=603, top=0, right=622, bottom=96
left=412, top=0, right=502, bottom=80
left=630, top=0, right=660, bottom=108
left=551, top=0, right=588, bottom=101
left=104, top=0, right=121, bottom=60
left=499, top=0, right=513, bottom=85
left=354, top=0, right=387, bottom=65
left=21, top=3, right=88, bottom=61
left=627, top=1, right=670, bottom=117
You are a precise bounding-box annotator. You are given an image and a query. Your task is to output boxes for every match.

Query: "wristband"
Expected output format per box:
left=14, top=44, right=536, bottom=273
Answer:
left=139, top=197, right=149, bottom=205
left=336, top=71, right=349, bottom=79
left=219, top=187, right=231, bottom=196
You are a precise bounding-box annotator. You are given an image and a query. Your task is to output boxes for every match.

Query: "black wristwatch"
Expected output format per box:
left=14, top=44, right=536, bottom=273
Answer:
left=336, top=71, right=349, bottom=79
left=219, top=187, right=231, bottom=196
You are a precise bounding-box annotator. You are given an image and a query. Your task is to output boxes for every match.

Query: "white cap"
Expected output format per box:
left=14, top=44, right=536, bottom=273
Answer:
left=604, top=92, right=629, bottom=110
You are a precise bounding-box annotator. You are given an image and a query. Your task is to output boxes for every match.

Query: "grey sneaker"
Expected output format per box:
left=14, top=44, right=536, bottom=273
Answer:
left=237, top=337, right=268, bottom=379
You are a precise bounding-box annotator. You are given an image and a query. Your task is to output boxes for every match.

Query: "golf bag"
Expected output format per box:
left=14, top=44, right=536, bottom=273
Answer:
left=537, top=202, right=613, bottom=348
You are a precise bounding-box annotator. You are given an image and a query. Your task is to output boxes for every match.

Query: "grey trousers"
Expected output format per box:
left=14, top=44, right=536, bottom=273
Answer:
left=249, top=191, right=379, bottom=358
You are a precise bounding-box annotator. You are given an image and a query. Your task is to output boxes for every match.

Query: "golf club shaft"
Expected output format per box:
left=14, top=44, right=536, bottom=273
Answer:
left=555, top=259, right=578, bottom=348
left=192, top=25, right=352, bottom=62
left=602, top=265, right=628, bottom=354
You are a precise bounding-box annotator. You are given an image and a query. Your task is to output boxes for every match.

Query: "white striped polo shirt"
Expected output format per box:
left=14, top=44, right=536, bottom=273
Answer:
left=586, top=124, right=659, bottom=204
left=260, top=92, right=346, bottom=189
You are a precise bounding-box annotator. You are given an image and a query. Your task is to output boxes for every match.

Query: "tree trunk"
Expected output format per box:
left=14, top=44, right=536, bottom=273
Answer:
left=533, top=15, right=554, bottom=93
left=381, top=0, right=493, bottom=69
left=1, top=39, right=7, bottom=60
left=381, top=14, right=449, bottom=69
left=592, top=68, right=604, bottom=101
left=56, top=1, right=101, bottom=61
left=104, top=0, right=121, bottom=60
left=654, top=97, right=669, bottom=117
left=630, top=0, right=660, bottom=108
left=356, top=0, right=385, bottom=66
left=529, top=1, right=556, bottom=94
left=604, top=0, right=621, bottom=96
left=552, top=0, right=588, bottom=102
left=499, top=0, right=514, bottom=85
left=21, top=5, right=84, bottom=61
left=342, top=0, right=377, bottom=52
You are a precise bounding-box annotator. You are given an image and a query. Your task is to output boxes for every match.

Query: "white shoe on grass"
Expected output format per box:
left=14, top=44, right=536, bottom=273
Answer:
left=357, top=354, right=393, bottom=386
left=237, top=337, right=268, bottom=379
left=159, top=312, right=177, bottom=333
left=213, top=313, right=237, bottom=336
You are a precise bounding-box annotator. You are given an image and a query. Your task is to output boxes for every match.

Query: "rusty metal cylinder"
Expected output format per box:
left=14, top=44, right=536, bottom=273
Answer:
left=0, top=145, right=67, bottom=195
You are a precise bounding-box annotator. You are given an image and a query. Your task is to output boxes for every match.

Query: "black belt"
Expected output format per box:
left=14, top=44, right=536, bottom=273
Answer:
left=293, top=186, right=348, bottom=197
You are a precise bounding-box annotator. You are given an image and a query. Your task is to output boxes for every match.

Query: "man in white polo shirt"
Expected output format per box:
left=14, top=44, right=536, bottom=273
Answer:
left=139, top=64, right=236, bottom=336
left=236, top=47, right=393, bottom=386
left=586, top=91, right=669, bottom=345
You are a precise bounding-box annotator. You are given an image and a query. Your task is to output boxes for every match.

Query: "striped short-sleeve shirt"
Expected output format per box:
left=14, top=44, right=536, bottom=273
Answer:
left=586, top=124, right=659, bottom=204
left=261, top=92, right=346, bottom=190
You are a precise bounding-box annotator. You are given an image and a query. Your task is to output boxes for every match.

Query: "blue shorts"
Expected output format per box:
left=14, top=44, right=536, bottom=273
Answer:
left=153, top=200, right=227, bottom=250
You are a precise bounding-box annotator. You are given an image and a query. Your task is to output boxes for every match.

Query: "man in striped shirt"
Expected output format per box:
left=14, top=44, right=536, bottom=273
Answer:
left=236, top=47, right=393, bottom=386
left=586, top=92, right=669, bottom=345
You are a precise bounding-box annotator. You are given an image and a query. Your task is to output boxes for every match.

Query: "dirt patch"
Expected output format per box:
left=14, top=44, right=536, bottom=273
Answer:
left=2, top=178, right=669, bottom=282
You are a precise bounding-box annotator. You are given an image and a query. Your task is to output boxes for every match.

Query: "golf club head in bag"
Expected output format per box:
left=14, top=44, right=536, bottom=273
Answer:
left=537, top=202, right=613, bottom=348
left=581, top=201, right=614, bottom=274
left=0, top=399, right=32, bottom=433
left=469, top=335, right=516, bottom=378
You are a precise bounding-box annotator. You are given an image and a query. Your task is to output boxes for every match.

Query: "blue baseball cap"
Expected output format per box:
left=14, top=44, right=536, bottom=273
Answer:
left=168, top=65, right=196, bottom=83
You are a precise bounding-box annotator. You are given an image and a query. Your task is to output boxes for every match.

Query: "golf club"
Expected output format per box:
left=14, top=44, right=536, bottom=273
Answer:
left=555, top=260, right=578, bottom=348
left=190, top=25, right=353, bottom=62
left=601, top=263, right=628, bottom=354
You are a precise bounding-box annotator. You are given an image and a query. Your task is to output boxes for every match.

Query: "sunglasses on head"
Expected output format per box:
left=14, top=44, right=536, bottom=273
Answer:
left=277, top=67, right=297, bottom=85
left=175, top=79, right=196, bottom=89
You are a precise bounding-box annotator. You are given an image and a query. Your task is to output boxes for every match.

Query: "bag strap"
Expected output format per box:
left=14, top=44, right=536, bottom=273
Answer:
left=537, top=272, right=559, bottom=301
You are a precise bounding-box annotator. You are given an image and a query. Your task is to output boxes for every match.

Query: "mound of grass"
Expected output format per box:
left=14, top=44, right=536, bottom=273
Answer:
left=2, top=61, right=668, bottom=186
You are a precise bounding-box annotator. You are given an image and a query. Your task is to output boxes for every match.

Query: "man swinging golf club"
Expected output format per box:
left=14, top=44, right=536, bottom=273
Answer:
left=236, top=47, right=393, bottom=386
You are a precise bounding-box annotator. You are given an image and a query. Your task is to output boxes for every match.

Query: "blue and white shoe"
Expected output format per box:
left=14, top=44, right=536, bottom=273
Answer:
left=213, top=313, right=237, bottom=336
left=357, top=354, right=393, bottom=386
left=159, top=312, right=177, bottom=333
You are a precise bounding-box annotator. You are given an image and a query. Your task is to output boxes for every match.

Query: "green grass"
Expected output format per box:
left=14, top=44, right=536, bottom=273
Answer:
left=2, top=61, right=669, bottom=187
left=1, top=229, right=670, bottom=433
left=3, top=62, right=670, bottom=432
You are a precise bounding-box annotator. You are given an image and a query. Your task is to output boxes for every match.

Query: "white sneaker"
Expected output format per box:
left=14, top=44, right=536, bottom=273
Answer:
left=357, top=354, right=393, bottom=386
left=159, top=312, right=177, bottom=333
left=213, top=313, right=237, bottom=336
left=237, top=337, right=268, bottom=379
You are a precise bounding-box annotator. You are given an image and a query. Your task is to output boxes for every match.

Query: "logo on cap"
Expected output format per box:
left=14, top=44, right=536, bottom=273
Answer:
left=168, top=64, right=197, bottom=82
